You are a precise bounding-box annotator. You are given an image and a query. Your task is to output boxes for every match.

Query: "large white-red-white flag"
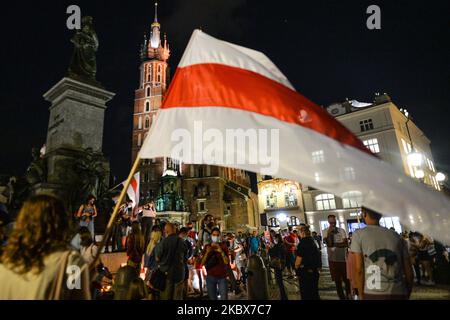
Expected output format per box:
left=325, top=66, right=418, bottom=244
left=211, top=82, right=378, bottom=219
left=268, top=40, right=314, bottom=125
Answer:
left=139, top=30, right=450, bottom=242
left=123, top=172, right=140, bottom=209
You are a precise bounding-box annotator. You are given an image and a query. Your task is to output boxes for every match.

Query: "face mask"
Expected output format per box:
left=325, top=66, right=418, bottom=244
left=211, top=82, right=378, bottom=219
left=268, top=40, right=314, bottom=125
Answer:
left=273, top=240, right=278, bottom=245
left=212, top=236, right=220, bottom=243
left=207, top=222, right=214, bottom=228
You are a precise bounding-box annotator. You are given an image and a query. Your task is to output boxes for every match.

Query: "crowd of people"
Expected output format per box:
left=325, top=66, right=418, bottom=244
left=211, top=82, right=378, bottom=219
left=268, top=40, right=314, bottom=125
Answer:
left=0, top=194, right=449, bottom=300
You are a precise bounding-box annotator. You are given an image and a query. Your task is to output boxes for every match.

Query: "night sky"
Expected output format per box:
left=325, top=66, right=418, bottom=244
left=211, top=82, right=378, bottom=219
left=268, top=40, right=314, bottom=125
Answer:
left=0, top=0, right=449, bottom=182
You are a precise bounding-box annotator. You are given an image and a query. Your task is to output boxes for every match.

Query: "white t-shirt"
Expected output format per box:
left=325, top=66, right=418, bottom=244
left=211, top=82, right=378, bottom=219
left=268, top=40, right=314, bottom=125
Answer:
left=323, top=227, right=347, bottom=262
left=0, top=250, right=91, bottom=300
left=142, top=208, right=156, bottom=218
left=80, top=244, right=98, bottom=266
left=350, top=225, right=410, bottom=296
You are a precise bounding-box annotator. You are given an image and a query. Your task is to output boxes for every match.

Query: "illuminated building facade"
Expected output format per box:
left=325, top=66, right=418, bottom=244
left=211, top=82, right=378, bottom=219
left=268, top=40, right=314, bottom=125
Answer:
left=257, top=177, right=305, bottom=230
left=302, top=93, right=443, bottom=236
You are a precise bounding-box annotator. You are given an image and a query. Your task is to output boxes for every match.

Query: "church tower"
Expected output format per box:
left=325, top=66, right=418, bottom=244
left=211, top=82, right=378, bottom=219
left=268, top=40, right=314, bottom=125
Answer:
left=132, top=3, right=181, bottom=204
left=130, top=4, right=257, bottom=230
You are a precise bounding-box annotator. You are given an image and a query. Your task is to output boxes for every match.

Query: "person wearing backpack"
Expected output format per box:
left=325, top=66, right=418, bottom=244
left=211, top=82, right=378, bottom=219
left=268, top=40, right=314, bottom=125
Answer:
left=269, top=233, right=288, bottom=300
left=295, top=225, right=322, bottom=300
left=201, top=227, right=230, bottom=300
left=154, top=223, right=187, bottom=300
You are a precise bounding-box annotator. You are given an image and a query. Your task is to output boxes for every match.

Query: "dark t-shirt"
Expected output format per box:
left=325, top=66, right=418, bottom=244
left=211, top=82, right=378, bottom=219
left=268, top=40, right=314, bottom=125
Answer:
left=156, top=234, right=187, bottom=283
left=296, top=237, right=322, bottom=269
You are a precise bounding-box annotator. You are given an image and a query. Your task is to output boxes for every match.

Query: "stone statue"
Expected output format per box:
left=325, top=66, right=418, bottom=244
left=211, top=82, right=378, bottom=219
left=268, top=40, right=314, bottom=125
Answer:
left=67, top=16, right=99, bottom=82
left=25, top=148, right=47, bottom=185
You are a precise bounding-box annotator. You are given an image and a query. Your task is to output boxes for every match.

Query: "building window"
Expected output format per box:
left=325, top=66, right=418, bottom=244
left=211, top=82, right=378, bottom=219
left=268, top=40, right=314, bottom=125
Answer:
left=266, top=190, right=277, bottom=209
left=426, top=158, right=435, bottom=172
left=284, top=186, right=298, bottom=207
left=198, top=166, right=204, bottom=178
left=342, top=166, right=356, bottom=181
left=268, top=217, right=279, bottom=227
left=401, top=139, right=415, bottom=177
left=315, top=193, right=336, bottom=211
left=380, top=216, right=402, bottom=234
left=198, top=200, right=206, bottom=212
left=359, top=119, right=374, bottom=132
left=138, top=116, right=142, bottom=129
left=137, top=134, right=142, bottom=147
left=363, top=138, right=380, bottom=153
left=144, top=172, right=149, bottom=183
left=342, top=191, right=362, bottom=208
left=288, top=216, right=301, bottom=226
left=190, top=165, right=194, bottom=178
left=144, top=117, right=150, bottom=129
left=150, top=170, right=155, bottom=181
left=157, top=65, right=162, bottom=82
left=146, top=87, right=151, bottom=97
left=147, top=64, right=152, bottom=82
left=145, top=101, right=150, bottom=112
left=206, top=165, right=211, bottom=176
left=312, top=150, right=325, bottom=164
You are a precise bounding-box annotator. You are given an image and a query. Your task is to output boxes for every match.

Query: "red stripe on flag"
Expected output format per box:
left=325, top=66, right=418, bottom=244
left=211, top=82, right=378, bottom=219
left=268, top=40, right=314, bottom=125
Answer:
left=162, top=63, right=371, bottom=154
left=130, top=177, right=138, bottom=194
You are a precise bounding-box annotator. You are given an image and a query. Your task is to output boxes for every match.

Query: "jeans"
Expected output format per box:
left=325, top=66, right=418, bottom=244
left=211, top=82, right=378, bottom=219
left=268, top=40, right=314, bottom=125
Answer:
left=285, top=252, right=295, bottom=271
left=80, top=219, right=95, bottom=239
left=298, top=268, right=320, bottom=300
left=141, top=217, right=153, bottom=248
left=111, top=223, right=122, bottom=252
left=274, top=268, right=288, bottom=300
left=160, top=279, right=185, bottom=300
left=206, top=276, right=228, bottom=300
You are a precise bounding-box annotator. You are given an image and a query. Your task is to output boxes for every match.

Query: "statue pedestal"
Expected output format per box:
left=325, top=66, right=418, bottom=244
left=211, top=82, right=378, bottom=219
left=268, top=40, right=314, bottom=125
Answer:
left=43, top=77, right=115, bottom=154
left=33, top=77, right=114, bottom=209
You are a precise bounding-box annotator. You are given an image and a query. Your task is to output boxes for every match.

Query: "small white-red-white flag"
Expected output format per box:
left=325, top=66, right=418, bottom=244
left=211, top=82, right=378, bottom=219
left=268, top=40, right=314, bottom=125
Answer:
left=123, top=172, right=140, bottom=210
left=139, top=30, right=450, bottom=242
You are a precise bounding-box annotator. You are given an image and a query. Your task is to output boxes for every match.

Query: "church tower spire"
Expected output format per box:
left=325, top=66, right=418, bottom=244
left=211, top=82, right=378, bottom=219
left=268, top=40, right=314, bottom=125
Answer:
left=150, top=2, right=161, bottom=49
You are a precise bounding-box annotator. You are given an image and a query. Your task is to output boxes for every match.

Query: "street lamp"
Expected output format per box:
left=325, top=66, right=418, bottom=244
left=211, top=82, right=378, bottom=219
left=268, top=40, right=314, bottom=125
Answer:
left=407, top=152, right=423, bottom=167
left=414, top=169, right=425, bottom=179
left=436, top=172, right=446, bottom=183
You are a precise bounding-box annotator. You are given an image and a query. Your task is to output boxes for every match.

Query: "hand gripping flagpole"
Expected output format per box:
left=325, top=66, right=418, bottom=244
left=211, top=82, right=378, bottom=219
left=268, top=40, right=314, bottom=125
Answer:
left=89, top=154, right=141, bottom=270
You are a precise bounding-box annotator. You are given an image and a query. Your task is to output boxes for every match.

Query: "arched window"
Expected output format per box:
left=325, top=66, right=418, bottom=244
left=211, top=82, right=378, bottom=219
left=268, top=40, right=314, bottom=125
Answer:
left=268, top=217, right=279, bottom=227
left=137, top=134, right=142, bottom=147
left=147, top=64, right=152, bottom=82
left=145, top=101, right=150, bottom=112
left=138, top=116, right=142, bottom=129
left=144, top=116, right=150, bottom=129
left=315, top=193, right=336, bottom=210
left=146, top=87, right=151, bottom=97
left=288, top=216, right=300, bottom=226
left=157, top=65, right=162, bottom=82
left=342, top=191, right=363, bottom=208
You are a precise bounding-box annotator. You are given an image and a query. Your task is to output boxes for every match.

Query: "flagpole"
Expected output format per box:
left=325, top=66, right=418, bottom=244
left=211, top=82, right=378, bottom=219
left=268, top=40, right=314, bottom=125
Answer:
left=89, top=154, right=141, bottom=269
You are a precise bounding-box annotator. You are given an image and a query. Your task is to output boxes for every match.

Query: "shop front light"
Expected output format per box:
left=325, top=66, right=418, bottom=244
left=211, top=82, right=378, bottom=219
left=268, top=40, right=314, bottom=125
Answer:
left=276, top=213, right=287, bottom=222
left=436, top=172, right=446, bottom=183
left=415, top=169, right=425, bottom=179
